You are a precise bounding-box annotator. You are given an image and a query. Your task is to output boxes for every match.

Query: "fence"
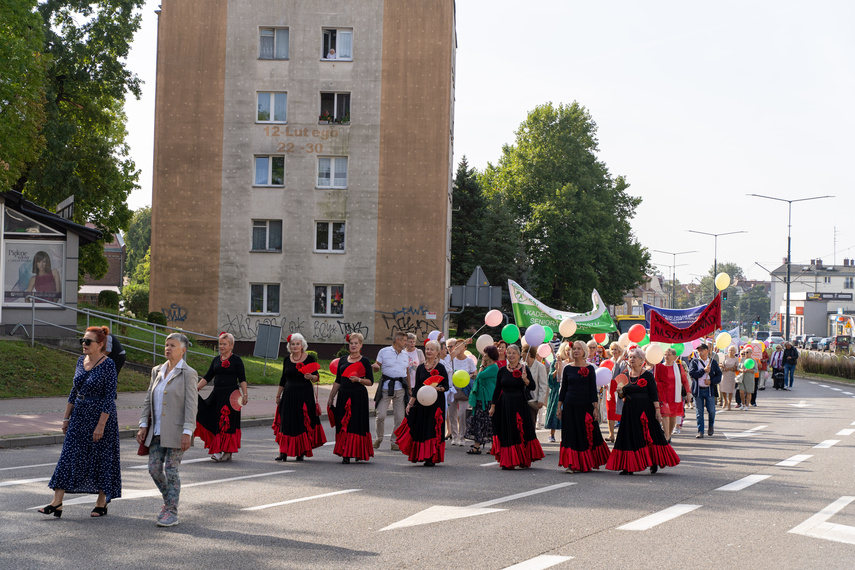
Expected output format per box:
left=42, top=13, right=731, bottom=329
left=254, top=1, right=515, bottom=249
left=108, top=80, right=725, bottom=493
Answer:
left=797, top=350, right=855, bottom=381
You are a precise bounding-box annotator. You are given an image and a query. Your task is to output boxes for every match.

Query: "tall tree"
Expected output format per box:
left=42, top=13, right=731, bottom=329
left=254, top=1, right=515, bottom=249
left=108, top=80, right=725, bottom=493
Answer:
left=123, top=205, right=151, bottom=279
left=0, top=0, right=47, bottom=189
left=481, top=102, right=649, bottom=311
left=14, top=0, right=144, bottom=279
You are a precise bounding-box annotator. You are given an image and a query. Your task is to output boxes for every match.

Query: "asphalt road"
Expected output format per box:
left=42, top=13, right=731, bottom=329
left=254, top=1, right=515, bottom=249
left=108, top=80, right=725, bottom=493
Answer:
left=2, top=377, right=855, bottom=569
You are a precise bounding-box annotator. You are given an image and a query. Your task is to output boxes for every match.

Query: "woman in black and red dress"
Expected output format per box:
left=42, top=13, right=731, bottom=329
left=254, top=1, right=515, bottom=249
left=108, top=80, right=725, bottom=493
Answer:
left=558, top=341, right=611, bottom=473
left=327, top=333, right=374, bottom=464
left=606, top=348, right=680, bottom=475
left=395, top=339, right=448, bottom=466
left=273, top=333, right=326, bottom=461
left=489, top=344, right=545, bottom=470
left=196, top=332, right=247, bottom=462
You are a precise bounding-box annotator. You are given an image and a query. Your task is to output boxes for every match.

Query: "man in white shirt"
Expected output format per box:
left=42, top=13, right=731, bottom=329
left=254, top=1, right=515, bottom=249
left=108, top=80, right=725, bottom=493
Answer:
left=372, top=331, right=411, bottom=450
left=405, top=333, right=425, bottom=389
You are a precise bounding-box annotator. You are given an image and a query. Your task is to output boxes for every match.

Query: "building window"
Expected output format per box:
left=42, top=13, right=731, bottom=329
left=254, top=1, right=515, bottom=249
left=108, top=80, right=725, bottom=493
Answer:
left=322, top=28, right=352, bottom=60
left=315, top=221, right=345, bottom=252
left=846, top=277, right=854, bottom=289
left=314, top=284, right=344, bottom=315
left=250, top=283, right=280, bottom=314
left=257, top=92, right=287, bottom=123
left=252, top=220, right=282, bottom=251
left=317, top=157, right=347, bottom=188
left=319, top=92, right=350, bottom=123
left=259, top=28, right=289, bottom=60
left=824, top=276, right=832, bottom=283
left=255, top=155, right=285, bottom=186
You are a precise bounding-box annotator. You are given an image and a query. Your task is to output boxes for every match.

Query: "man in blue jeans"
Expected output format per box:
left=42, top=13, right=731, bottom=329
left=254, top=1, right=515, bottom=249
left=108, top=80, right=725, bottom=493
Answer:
left=689, top=344, right=722, bottom=439
left=782, top=341, right=799, bottom=390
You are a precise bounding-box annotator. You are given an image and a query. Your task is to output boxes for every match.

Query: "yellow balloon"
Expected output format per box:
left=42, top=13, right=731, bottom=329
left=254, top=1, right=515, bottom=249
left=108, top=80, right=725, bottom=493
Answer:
left=715, top=272, right=731, bottom=291
left=715, top=332, right=732, bottom=349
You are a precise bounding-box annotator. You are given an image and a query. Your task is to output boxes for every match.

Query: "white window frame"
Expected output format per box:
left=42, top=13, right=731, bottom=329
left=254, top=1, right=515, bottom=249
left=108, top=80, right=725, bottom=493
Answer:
left=259, top=27, right=289, bottom=60
left=251, top=220, right=282, bottom=252
left=250, top=283, right=280, bottom=315
left=254, top=155, right=285, bottom=187
left=313, top=284, right=344, bottom=316
left=845, top=277, right=854, bottom=289
left=314, top=221, right=346, bottom=253
left=257, top=92, right=287, bottom=123
left=322, top=28, right=353, bottom=60
left=316, top=156, right=348, bottom=188
left=319, top=92, right=350, bottom=123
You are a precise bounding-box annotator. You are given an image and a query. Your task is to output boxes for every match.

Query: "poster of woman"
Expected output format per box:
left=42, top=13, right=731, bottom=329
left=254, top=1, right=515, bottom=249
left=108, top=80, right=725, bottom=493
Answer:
left=4, top=242, right=64, bottom=304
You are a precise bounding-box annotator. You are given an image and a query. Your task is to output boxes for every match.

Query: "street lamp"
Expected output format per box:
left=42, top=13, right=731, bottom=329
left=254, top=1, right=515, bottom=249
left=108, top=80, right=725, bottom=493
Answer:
left=748, top=193, right=834, bottom=341
left=653, top=249, right=695, bottom=309
left=686, top=230, right=748, bottom=300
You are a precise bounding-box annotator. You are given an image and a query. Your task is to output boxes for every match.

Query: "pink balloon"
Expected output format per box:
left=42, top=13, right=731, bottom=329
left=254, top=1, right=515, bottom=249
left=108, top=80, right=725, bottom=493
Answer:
left=537, top=343, right=552, bottom=358
left=485, top=310, right=503, bottom=328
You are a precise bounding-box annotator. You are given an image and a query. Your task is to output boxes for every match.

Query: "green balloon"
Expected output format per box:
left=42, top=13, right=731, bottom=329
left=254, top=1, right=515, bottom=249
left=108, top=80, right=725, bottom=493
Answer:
left=501, top=324, right=520, bottom=344
left=744, top=358, right=755, bottom=370
left=637, top=335, right=650, bottom=347
left=543, top=326, right=554, bottom=342
left=670, top=343, right=682, bottom=354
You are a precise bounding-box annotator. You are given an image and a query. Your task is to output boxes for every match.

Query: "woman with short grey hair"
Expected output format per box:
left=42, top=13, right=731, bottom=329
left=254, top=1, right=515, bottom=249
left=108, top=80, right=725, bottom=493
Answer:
left=137, top=332, right=198, bottom=527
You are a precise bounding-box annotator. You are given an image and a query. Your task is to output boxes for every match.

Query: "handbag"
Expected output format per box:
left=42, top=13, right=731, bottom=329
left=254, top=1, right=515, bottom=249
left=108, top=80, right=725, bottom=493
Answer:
left=138, top=412, right=151, bottom=456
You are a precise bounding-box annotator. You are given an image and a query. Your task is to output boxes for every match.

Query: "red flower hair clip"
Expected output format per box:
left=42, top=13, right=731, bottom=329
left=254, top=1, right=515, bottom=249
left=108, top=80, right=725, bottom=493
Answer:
left=219, top=332, right=227, bottom=337
left=286, top=334, right=293, bottom=343
left=512, top=369, right=522, bottom=378
left=637, top=378, right=647, bottom=388
left=345, top=334, right=351, bottom=342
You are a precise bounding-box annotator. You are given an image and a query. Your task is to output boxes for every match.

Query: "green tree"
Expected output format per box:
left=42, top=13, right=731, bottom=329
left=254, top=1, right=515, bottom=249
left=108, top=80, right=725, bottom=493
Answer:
left=123, top=206, right=151, bottom=278
left=481, top=102, right=649, bottom=311
left=0, top=0, right=47, bottom=189
left=130, top=246, right=150, bottom=286
left=14, top=1, right=145, bottom=280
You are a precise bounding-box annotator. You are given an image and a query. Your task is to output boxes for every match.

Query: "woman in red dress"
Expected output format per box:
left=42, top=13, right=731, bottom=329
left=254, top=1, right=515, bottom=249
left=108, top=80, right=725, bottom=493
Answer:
left=273, top=333, right=326, bottom=461
left=327, top=333, right=374, bottom=464
left=195, top=333, right=247, bottom=462
left=653, top=348, right=691, bottom=443
left=395, top=340, right=448, bottom=466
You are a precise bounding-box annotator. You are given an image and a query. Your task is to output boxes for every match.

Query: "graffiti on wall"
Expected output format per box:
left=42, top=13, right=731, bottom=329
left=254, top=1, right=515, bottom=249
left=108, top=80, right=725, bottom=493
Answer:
left=220, top=314, right=370, bottom=343
left=375, top=305, right=440, bottom=340
left=161, top=304, right=188, bottom=323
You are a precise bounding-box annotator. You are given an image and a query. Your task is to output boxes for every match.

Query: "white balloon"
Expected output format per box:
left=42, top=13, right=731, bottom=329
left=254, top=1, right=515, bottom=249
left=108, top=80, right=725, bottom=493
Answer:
left=417, top=385, right=437, bottom=406
left=476, top=334, right=494, bottom=354
left=645, top=344, right=664, bottom=364
left=428, top=330, right=441, bottom=341
left=618, top=333, right=630, bottom=348
left=559, top=318, right=577, bottom=337
left=595, top=366, right=612, bottom=387
left=524, top=324, right=546, bottom=347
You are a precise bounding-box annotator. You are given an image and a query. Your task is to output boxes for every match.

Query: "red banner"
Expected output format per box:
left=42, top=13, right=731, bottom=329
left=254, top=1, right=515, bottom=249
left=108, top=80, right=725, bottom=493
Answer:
left=648, top=294, right=721, bottom=342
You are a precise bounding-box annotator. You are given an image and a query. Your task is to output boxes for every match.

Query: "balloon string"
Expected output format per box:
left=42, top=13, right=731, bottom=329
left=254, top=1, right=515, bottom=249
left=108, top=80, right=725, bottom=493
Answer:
left=471, top=323, right=489, bottom=337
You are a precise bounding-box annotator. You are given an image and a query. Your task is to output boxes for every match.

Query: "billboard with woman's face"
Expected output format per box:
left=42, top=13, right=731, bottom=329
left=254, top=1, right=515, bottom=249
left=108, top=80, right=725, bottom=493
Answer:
left=4, top=241, right=65, bottom=304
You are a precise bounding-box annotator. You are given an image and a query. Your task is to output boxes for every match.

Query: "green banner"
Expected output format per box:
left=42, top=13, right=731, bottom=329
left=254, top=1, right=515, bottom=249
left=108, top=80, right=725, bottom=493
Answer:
left=508, top=280, right=617, bottom=335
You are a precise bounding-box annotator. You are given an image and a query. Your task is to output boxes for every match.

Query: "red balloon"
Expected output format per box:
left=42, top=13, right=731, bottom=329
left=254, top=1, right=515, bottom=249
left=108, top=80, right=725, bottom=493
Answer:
left=628, top=324, right=646, bottom=343
left=593, top=333, right=607, bottom=344
left=600, top=360, right=615, bottom=371
left=329, top=358, right=339, bottom=375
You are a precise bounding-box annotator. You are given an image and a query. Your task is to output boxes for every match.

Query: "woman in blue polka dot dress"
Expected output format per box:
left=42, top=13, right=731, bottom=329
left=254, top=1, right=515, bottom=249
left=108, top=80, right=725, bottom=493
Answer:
left=38, top=326, right=122, bottom=518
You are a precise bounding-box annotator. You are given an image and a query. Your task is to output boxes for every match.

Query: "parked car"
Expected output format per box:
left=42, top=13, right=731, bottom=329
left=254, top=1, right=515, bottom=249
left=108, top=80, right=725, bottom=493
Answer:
left=817, top=337, right=834, bottom=351
left=767, top=336, right=785, bottom=348
left=805, top=336, right=823, bottom=350
left=793, top=334, right=806, bottom=348
left=755, top=331, right=771, bottom=343
left=830, top=335, right=851, bottom=353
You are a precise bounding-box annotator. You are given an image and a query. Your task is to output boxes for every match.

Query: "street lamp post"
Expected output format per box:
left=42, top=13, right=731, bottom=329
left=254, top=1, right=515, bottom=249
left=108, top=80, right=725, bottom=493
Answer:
left=747, top=194, right=834, bottom=341
left=686, top=230, right=748, bottom=300
left=653, top=249, right=696, bottom=309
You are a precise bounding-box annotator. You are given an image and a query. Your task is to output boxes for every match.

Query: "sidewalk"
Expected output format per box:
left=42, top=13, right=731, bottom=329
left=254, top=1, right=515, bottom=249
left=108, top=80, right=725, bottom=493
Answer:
left=0, top=383, right=387, bottom=448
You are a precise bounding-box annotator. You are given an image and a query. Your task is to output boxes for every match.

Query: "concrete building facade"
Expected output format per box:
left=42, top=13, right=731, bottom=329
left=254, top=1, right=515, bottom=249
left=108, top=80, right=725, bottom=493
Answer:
left=150, top=0, right=456, bottom=349
left=769, top=258, right=855, bottom=336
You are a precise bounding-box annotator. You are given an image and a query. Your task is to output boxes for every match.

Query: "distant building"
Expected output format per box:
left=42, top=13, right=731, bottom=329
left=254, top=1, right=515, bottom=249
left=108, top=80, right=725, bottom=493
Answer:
left=613, top=274, right=668, bottom=315
left=149, top=0, right=457, bottom=350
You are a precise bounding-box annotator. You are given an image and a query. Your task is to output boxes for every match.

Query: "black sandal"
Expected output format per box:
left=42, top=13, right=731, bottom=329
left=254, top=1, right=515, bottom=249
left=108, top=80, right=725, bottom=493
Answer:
left=466, top=446, right=482, bottom=455
left=38, top=503, right=62, bottom=518
left=275, top=453, right=287, bottom=461
left=342, top=457, right=350, bottom=464
left=296, top=455, right=304, bottom=462
left=91, top=506, right=108, bottom=517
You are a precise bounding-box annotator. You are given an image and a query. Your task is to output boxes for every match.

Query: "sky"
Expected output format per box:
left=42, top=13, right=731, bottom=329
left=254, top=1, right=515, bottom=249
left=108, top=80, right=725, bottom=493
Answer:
left=122, top=0, right=854, bottom=290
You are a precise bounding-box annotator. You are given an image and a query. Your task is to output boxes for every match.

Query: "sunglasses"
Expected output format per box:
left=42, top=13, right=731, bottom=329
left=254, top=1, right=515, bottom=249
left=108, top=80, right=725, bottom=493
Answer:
left=79, top=338, right=95, bottom=346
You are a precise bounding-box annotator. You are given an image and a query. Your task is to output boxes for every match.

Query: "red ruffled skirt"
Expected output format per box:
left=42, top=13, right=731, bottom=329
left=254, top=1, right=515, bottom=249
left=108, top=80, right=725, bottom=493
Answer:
left=333, top=400, right=374, bottom=461
left=490, top=412, right=545, bottom=469
left=558, top=412, right=610, bottom=472
left=394, top=408, right=445, bottom=464
left=272, top=404, right=327, bottom=457
left=195, top=404, right=241, bottom=454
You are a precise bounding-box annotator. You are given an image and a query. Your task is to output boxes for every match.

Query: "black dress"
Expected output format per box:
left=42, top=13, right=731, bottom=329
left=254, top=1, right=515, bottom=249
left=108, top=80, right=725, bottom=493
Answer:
left=195, top=355, right=246, bottom=454
left=394, top=363, right=448, bottom=464
left=490, top=365, right=545, bottom=468
left=559, top=364, right=611, bottom=471
left=605, top=370, right=680, bottom=473
left=273, top=354, right=327, bottom=457
left=332, top=355, right=375, bottom=461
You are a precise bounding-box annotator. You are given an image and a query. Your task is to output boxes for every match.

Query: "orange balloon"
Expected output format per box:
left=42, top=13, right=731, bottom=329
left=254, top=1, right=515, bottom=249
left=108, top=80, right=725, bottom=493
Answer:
left=593, top=333, right=607, bottom=344
left=600, top=360, right=615, bottom=371
left=628, top=324, right=646, bottom=343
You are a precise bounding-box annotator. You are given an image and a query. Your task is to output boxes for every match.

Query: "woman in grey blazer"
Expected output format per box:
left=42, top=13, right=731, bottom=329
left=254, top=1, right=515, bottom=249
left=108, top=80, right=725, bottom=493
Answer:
left=136, top=332, right=198, bottom=527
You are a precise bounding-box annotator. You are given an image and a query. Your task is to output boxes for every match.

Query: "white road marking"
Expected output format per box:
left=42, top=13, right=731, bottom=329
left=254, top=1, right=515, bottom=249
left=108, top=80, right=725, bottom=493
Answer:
left=243, top=489, right=360, bottom=511
left=815, top=440, right=840, bottom=449
left=0, top=463, right=55, bottom=472
left=789, top=401, right=810, bottom=408
left=777, top=454, right=812, bottom=467
left=831, top=388, right=843, bottom=392
left=809, top=381, right=817, bottom=384
left=617, top=504, right=702, bottom=531
left=843, top=392, right=854, bottom=395
left=837, top=429, right=855, bottom=436
left=504, top=555, right=574, bottom=569
left=129, top=457, right=212, bottom=469
left=480, top=461, right=498, bottom=467
left=790, top=496, right=855, bottom=545
left=0, top=477, right=50, bottom=487
left=724, top=425, right=768, bottom=439
left=819, top=384, right=829, bottom=388
left=30, top=469, right=295, bottom=507
left=851, top=421, right=855, bottom=426
left=716, top=474, right=771, bottom=491
left=381, top=483, right=576, bottom=531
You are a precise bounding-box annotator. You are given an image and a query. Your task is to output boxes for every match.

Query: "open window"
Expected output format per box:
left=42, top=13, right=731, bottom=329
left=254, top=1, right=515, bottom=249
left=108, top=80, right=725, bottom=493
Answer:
left=319, top=92, right=350, bottom=123
left=322, top=28, right=352, bottom=60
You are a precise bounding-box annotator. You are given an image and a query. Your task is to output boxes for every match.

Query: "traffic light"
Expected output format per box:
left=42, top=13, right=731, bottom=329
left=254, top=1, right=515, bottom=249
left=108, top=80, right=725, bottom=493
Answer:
left=722, top=290, right=728, bottom=301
